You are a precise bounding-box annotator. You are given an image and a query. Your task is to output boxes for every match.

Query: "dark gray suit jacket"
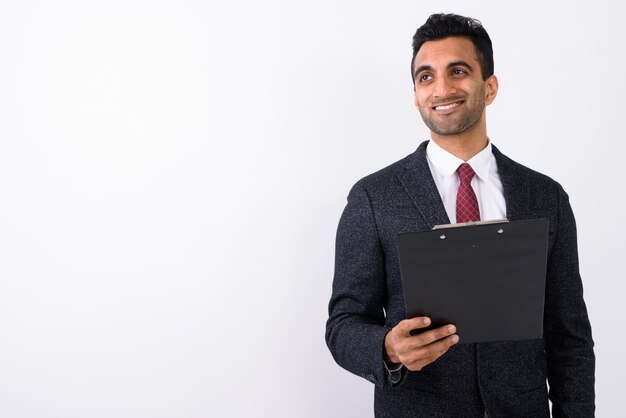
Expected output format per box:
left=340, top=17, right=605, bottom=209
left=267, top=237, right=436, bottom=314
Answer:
left=326, top=141, right=595, bottom=417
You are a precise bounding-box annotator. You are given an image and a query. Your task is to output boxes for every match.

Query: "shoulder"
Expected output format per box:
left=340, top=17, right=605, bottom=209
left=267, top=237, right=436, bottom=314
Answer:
left=348, top=141, right=428, bottom=198
left=493, top=145, right=567, bottom=195
left=351, top=156, right=411, bottom=193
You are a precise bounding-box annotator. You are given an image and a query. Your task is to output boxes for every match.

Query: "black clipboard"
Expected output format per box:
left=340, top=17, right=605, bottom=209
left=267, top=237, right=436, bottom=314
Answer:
left=396, top=219, right=549, bottom=344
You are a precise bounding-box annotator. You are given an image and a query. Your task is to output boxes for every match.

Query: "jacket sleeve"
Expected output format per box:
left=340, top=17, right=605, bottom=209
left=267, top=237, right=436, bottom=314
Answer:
left=325, top=182, right=395, bottom=387
left=544, top=185, right=595, bottom=417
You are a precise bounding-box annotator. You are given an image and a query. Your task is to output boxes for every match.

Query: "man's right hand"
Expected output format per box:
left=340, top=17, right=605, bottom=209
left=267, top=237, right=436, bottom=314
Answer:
left=384, top=317, right=459, bottom=371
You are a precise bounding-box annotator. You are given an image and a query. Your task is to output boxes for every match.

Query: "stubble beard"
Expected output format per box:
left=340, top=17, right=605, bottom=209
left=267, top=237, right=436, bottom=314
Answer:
left=419, top=85, right=486, bottom=136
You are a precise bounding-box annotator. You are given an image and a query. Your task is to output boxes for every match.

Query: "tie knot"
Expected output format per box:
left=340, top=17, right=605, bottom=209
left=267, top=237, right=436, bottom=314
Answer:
left=456, top=163, right=476, bottom=184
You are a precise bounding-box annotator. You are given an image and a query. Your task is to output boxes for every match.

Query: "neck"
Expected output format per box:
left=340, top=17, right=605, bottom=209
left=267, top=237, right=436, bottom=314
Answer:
left=430, top=135, right=488, bottom=161
left=429, top=119, right=489, bottom=161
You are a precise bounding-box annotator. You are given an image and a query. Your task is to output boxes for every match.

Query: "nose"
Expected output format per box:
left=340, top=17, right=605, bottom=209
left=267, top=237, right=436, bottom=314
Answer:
left=433, top=77, right=457, bottom=98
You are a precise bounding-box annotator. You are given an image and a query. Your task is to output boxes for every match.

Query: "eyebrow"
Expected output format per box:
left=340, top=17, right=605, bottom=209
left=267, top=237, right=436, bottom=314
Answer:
left=413, top=60, right=475, bottom=79
left=448, top=60, right=474, bottom=72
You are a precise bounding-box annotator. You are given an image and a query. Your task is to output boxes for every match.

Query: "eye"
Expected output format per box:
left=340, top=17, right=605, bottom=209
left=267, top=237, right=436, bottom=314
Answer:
left=419, top=74, right=432, bottom=83
left=452, top=68, right=467, bottom=76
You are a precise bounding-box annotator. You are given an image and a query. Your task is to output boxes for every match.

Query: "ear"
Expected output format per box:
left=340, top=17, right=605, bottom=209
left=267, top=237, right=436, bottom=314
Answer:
left=485, top=75, right=498, bottom=106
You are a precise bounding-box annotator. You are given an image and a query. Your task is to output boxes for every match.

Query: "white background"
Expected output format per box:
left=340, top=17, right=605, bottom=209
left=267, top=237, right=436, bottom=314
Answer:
left=0, top=1, right=623, bottom=417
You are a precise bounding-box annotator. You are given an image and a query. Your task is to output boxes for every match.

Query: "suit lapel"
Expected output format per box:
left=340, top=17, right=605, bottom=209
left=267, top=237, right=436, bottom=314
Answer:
left=397, top=141, right=450, bottom=228
left=492, top=145, right=530, bottom=221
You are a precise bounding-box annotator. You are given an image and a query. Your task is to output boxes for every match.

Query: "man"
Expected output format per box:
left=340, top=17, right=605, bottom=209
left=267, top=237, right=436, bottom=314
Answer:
left=325, top=13, right=594, bottom=418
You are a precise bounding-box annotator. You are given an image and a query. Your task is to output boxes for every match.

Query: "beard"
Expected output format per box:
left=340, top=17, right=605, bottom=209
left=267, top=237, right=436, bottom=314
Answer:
left=418, top=84, right=486, bottom=136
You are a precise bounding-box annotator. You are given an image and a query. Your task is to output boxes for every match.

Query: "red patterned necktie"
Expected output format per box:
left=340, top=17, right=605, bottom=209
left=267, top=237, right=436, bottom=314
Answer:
left=456, top=163, right=480, bottom=223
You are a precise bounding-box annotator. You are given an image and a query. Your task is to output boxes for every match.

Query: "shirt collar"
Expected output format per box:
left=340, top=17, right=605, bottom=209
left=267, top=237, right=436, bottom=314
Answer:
left=426, top=139, right=493, bottom=181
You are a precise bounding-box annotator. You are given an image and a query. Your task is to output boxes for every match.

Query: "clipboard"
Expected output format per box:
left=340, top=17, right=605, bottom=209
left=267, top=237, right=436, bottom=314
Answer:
left=396, top=219, right=549, bottom=344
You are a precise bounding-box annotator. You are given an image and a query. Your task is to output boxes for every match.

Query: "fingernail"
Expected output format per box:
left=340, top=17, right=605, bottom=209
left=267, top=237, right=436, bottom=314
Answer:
left=423, top=317, right=431, bottom=325
left=448, top=325, right=456, bottom=333
left=451, top=335, right=459, bottom=344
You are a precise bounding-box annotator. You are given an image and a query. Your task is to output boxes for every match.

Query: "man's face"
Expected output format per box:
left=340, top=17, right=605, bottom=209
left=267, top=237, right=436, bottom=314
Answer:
left=412, top=36, right=497, bottom=137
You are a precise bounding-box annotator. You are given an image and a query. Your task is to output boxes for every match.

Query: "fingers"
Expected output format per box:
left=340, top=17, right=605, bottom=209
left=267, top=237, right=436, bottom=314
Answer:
left=397, top=316, right=432, bottom=336
left=403, top=334, right=459, bottom=371
left=411, top=324, right=457, bottom=348
left=385, top=319, right=430, bottom=364
left=390, top=319, right=460, bottom=371
left=396, top=317, right=456, bottom=347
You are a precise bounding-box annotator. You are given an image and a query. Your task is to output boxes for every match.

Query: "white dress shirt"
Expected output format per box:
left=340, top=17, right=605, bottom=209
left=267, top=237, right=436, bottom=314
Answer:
left=426, top=140, right=507, bottom=224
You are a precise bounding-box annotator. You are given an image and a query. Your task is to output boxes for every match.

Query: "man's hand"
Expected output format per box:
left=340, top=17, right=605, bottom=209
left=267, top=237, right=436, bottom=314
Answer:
left=384, top=317, right=459, bottom=371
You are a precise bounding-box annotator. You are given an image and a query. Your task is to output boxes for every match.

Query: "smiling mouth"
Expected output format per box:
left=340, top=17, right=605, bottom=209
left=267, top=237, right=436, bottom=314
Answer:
left=433, top=101, right=464, bottom=111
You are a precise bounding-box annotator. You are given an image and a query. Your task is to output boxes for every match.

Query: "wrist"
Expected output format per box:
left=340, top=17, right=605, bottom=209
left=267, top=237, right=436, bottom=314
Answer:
left=384, top=330, right=400, bottom=364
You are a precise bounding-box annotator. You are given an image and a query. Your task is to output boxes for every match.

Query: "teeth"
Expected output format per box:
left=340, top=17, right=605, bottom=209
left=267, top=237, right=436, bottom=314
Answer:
left=435, top=102, right=461, bottom=111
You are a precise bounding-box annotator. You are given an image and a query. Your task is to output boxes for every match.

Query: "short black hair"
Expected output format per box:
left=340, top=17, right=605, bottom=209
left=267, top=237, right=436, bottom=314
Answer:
left=411, top=13, right=494, bottom=83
